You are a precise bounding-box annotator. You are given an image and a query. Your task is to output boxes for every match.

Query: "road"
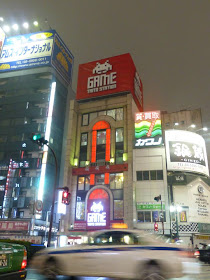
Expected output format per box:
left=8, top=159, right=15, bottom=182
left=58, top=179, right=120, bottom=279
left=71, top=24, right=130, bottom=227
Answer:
left=26, top=264, right=210, bottom=280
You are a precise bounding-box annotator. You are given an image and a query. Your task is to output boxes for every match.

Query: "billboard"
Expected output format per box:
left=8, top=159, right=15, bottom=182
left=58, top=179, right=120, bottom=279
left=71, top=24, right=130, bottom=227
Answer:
left=135, top=111, right=162, bottom=148
left=165, top=130, right=209, bottom=176
left=76, top=53, right=143, bottom=112
left=0, top=27, right=6, bottom=57
left=0, top=30, right=74, bottom=84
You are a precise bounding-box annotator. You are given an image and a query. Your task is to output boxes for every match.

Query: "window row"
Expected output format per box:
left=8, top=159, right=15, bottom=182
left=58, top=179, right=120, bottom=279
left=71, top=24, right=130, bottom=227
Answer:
left=77, top=173, right=124, bottom=191
left=137, top=211, right=166, bottom=223
left=76, top=199, right=123, bottom=221
left=82, top=108, right=123, bottom=126
left=136, top=170, right=163, bottom=181
left=80, top=128, right=124, bottom=167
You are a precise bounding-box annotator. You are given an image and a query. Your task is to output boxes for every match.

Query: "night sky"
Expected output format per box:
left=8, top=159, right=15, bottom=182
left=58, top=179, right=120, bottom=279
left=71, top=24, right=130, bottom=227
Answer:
left=1, top=0, right=210, bottom=125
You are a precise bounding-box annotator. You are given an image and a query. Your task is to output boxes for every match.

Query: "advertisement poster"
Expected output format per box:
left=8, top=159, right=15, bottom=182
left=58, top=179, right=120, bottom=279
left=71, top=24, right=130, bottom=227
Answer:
left=165, top=130, right=209, bottom=176
left=76, top=53, right=143, bottom=112
left=0, top=27, right=6, bottom=57
left=188, top=183, right=210, bottom=223
left=135, top=111, right=162, bottom=148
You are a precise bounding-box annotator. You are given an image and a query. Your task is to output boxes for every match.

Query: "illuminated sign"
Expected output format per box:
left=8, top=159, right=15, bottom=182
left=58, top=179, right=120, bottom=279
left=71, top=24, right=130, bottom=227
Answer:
left=0, top=30, right=74, bottom=85
left=0, top=27, right=6, bottom=57
left=135, top=111, right=162, bottom=148
left=77, top=53, right=143, bottom=112
left=87, top=201, right=106, bottom=226
left=165, top=130, right=209, bottom=176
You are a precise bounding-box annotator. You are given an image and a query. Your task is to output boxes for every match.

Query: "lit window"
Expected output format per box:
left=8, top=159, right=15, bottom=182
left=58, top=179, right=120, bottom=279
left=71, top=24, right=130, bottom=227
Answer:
left=78, top=177, right=85, bottom=190
left=82, top=114, right=89, bottom=126
left=95, top=174, right=105, bottom=185
left=89, top=112, right=97, bottom=123
left=110, top=173, right=124, bottom=189
left=107, top=109, right=115, bottom=119
left=116, top=108, right=123, bottom=121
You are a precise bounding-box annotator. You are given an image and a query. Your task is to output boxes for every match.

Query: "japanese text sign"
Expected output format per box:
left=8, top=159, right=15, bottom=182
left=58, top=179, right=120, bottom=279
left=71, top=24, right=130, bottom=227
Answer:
left=135, top=111, right=162, bottom=148
left=0, top=30, right=74, bottom=85
left=165, top=130, right=209, bottom=176
left=0, top=221, right=29, bottom=231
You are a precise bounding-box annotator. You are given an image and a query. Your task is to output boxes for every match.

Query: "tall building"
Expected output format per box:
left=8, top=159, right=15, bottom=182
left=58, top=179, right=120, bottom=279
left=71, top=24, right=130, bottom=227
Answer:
left=60, top=54, right=143, bottom=243
left=0, top=30, right=74, bottom=242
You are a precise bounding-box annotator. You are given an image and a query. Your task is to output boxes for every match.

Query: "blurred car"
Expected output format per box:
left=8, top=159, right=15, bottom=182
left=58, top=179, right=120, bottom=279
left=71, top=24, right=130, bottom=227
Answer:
left=31, top=229, right=200, bottom=280
left=194, top=244, right=210, bottom=264
left=0, top=242, right=27, bottom=279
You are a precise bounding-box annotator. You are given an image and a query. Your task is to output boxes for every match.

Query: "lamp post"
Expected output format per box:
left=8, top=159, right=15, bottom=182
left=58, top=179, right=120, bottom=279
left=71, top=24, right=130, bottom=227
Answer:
left=170, top=205, right=182, bottom=240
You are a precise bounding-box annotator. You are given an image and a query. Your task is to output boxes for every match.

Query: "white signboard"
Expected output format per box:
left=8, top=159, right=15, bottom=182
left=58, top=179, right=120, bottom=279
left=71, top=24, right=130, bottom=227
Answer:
left=165, top=130, right=209, bottom=176
left=188, top=183, right=210, bottom=223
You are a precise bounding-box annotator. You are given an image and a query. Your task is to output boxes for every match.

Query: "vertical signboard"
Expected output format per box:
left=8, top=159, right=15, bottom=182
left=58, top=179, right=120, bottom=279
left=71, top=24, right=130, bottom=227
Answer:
left=135, top=111, right=162, bottom=148
left=87, top=188, right=110, bottom=230
left=165, top=130, right=209, bottom=176
left=76, top=53, right=143, bottom=112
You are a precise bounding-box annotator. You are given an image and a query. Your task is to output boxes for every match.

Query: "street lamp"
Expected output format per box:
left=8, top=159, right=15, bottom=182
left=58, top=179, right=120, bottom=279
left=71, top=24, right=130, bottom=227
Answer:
left=170, top=205, right=182, bottom=239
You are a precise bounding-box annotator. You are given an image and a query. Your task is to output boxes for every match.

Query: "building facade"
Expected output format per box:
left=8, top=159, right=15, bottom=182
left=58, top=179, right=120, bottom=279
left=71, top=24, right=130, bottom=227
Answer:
left=60, top=54, right=143, bottom=241
left=0, top=30, right=74, bottom=241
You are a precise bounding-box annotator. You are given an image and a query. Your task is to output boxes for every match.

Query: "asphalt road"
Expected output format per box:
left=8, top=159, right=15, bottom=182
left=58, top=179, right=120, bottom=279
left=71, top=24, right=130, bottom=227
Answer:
left=26, top=264, right=210, bottom=280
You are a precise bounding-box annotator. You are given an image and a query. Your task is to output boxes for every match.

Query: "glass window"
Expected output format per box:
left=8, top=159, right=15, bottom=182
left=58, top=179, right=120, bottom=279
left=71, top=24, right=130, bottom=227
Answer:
left=143, top=171, right=149, bottom=180
left=81, top=133, right=88, bottom=146
left=19, top=211, right=24, bottom=218
left=78, top=177, right=85, bottom=190
left=114, top=200, right=123, bottom=219
left=150, top=170, right=156, bottom=180
left=136, top=171, right=143, bottom=181
left=144, top=211, right=151, bottom=222
left=95, top=174, right=104, bottom=185
left=89, top=231, right=140, bottom=245
left=116, top=128, right=123, bottom=142
left=152, top=211, right=159, bottom=222
left=85, top=176, right=90, bottom=191
left=82, top=114, right=89, bottom=126
left=98, top=111, right=106, bottom=116
left=157, top=170, right=163, bottom=180
left=89, top=112, right=97, bottom=123
left=137, top=212, right=144, bottom=222
left=97, top=130, right=106, bottom=145
left=116, top=108, right=123, bottom=121
left=110, top=173, right=124, bottom=189
left=107, top=109, right=115, bottom=119
left=76, top=202, right=85, bottom=220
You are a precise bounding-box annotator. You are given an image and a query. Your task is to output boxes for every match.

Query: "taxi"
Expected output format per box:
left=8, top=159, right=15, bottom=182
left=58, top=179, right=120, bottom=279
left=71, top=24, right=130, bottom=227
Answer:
left=31, top=229, right=200, bottom=280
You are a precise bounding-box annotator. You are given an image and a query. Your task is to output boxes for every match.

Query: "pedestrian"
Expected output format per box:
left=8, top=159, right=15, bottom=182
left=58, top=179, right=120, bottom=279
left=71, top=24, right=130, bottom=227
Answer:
left=195, top=244, right=199, bottom=250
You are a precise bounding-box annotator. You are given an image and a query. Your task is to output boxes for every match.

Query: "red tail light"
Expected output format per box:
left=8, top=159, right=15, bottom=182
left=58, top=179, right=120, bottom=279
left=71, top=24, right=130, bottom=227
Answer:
left=21, top=260, right=27, bottom=269
left=21, top=249, right=27, bottom=269
left=179, top=250, right=194, bottom=258
left=194, top=250, right=200, bottom=258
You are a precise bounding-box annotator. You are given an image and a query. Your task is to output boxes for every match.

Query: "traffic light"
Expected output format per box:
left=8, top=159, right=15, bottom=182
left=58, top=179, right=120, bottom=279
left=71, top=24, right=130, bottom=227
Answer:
left=154, top=195, right=161, bottom=202
left=30, top=133, right=48, bottom=147
left=62, top=187, right=70, bottom=205
left=154, top=223, right=158, bottom=231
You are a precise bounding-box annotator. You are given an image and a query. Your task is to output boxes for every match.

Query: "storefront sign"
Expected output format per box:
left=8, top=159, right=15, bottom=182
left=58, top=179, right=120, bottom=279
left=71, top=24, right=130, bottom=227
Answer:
left=165, top=130, right=209, bottom=176
left=87, top=188, right=110, bottom=229
left=188, top=183, right=210, bottom=223
left=135, top=111, right=162, bottom=148
left=0, top=221, right=29, bottom=231
left=172, top=174, right=187, bottom=185
left=76, top=53, right=143, bottom=112
left=136, top=203, right=165, bottom=210
left=0, top=30, right=74, bottom=85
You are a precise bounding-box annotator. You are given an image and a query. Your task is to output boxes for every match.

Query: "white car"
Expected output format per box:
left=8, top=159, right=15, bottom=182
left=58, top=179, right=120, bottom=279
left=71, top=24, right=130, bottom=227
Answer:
left=30, top=229, right=200, bottom=280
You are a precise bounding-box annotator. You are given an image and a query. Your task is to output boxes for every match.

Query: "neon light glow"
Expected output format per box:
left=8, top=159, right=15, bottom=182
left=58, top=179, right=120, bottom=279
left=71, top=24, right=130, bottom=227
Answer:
left=90, top=174, right=95, bottom=185
left=38, top=82, right=56, bottom=201
left=91, top=121, right=111, bottom=163
left=88, top=201, right=106, bottom=226
left=104, top=173, right=109, bottom=184
left=89, top=188, right=109, bottom=200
